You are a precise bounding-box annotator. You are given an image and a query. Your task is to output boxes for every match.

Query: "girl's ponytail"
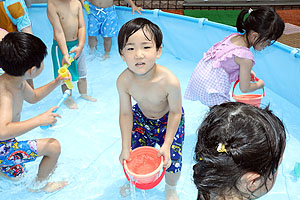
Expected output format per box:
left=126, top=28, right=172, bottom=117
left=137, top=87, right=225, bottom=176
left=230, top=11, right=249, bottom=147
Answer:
left=236, top=9, right=248, bottom=33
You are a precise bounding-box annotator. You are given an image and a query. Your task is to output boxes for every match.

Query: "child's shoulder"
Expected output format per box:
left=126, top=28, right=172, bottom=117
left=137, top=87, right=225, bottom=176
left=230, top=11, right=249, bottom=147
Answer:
left=156, top=65, right=180, bottom=85
left=157, top=65, right=177, bottom=77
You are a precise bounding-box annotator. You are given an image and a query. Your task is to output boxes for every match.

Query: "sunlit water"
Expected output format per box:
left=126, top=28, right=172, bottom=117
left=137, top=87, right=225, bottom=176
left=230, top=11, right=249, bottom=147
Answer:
left=0, top=6, right=299, bottom=200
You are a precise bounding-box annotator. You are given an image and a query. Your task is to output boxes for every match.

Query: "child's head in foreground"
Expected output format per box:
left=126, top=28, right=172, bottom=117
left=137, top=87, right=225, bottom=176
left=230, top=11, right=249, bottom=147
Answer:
left=193, top=102, right=286, bottom=200
left=118, top=17, right=163, bottom=55
left=236, top=6, right=285, bottom=51
left=0, top=32, right=47, bottom=77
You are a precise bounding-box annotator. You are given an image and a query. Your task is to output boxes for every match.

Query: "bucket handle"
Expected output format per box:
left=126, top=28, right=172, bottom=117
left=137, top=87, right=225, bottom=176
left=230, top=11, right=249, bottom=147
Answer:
left=232, top=77, right=265, bottom=98
left=122, top=163, right=166, bottom=190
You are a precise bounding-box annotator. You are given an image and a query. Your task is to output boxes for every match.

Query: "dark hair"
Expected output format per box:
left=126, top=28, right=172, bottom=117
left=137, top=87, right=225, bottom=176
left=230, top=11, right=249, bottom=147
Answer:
left=0, top=32, right=47, bottom=76
left=193, top=102, right=286, bottom=200
left=236, top=6, right=285, bottom=47
left=118, top=17, right=163, bottom=55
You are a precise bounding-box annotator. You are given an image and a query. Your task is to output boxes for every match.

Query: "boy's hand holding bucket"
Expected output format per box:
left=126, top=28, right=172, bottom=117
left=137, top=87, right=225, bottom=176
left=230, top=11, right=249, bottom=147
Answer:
left=158, top=144, right=171, bottom=169
left=123, top=146, right=166, bottom=190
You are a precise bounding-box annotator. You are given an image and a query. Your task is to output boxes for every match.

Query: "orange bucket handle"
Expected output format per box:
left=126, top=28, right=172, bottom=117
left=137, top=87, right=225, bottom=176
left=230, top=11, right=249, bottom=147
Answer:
left=122, top=162, right=166, bottom=190
left=232, top=77, right=265, bottom=98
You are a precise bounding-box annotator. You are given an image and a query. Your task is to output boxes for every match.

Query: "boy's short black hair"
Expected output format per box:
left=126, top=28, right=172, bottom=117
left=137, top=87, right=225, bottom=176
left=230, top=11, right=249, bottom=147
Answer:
left=118, top=17, right=163, bottom=55
left=0, top=32, right=47, bottom=76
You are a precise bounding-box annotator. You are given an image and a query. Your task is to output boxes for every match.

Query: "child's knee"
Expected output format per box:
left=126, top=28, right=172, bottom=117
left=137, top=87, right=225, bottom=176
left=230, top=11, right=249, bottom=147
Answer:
left=47, top=138, right=61, bottom=156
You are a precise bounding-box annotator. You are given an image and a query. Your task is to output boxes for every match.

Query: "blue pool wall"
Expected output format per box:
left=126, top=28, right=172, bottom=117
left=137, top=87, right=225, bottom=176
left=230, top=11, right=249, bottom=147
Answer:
left=29, top=5, right=299, bottom=136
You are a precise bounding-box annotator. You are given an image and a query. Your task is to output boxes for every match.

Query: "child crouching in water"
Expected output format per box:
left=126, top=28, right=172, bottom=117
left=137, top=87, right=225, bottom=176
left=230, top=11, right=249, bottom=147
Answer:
left=0, top=32, right=68, bottom=192
left=193, top=102, right=286, bottom=199
left=185, top=6, right=285, bottom=106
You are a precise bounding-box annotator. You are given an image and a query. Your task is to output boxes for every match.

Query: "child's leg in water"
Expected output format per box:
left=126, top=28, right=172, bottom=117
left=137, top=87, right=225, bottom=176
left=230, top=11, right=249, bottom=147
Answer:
left=120, top=183, right=131, bottom=197
left=165, top=171, right=180, bottom=200
left=119, top=172, right=181, bottom=199
left=77, top=78, right=97, bottom=102
left=61, top=85, right=78, bottom=109
left=88, top=36, right=97, bottom=55
left=35, top=138, right=68, bottom=193
left=102, top=37, right=112, bottom=60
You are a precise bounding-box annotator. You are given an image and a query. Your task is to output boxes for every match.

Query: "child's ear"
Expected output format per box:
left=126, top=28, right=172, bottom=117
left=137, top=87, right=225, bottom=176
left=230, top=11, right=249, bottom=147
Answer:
left=156, top=46, right=162, bottom=59
left=241, top=172, right=262, bottom=191
left=120, top=54, right=126, bottom=62
left=26, top=66, right=36, bottom=77
left=250, top=31, right=259, bottom=43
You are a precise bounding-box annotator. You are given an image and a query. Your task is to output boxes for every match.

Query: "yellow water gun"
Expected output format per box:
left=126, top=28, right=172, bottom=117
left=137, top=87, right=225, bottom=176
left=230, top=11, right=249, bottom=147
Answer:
left=58, top=46, right=76, bottom=89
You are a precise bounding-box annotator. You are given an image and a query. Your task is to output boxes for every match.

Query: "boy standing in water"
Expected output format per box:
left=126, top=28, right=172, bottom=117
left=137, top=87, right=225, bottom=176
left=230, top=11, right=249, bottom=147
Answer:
left=80, top=0, right=143, bottom=60
left=0, top=32, right=68, bottom=192
left=117, top=18, right=184, bottom=200
left=47, top=0, right=97, bottom=109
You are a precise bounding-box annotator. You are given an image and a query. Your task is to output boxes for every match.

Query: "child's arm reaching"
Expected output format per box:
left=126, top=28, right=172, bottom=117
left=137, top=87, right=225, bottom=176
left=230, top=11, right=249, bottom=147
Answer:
left=158, top=77, right=182, bottom=168
left=117, top=75, right=133, bottom=164
left=47, top=1, right=71, bottom=66
left=235, top=57, right=265, bottom=93
left=124, top=0, right=143, bottom=15
left=0, top=96, right=60, bottom=141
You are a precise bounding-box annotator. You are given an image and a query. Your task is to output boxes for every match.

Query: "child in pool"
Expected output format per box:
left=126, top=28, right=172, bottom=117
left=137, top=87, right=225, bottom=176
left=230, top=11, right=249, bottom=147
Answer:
left=193, top=102, right=286, bottom=200
left=79, top=0, right=143, bottom=60
left=0, top=32, right=68, bottom=192
left=185, top=6, right=285, bottom=106
left=47, top=0, right=97, bottom=109
left=117, top=18, right=184, bottom=200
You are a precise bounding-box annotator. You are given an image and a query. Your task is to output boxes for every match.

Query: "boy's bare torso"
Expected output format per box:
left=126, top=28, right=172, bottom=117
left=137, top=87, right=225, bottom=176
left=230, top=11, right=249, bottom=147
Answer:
left=51, top=0, right=80, bottom=41
left=122, top=65, right=174, bottom=119
left=0, top=76, right=25, bottom=122
left=89, top=0, right=114, bottom=8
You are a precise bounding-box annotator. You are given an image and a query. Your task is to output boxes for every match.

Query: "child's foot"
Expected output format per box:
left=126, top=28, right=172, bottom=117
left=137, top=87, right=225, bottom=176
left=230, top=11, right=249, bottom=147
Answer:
left=120, top=183, right=131, bottom=197
left=64, top=96, right=78, bottom=109
left=102, top=53, right=110, bottom=61
left=80, top=94, right=97, bottom=102
left=89, top=47, right=96, bottom=55
left=41, top=181, right=68, bottom=193
left=165, top=184, right=178, bottom=200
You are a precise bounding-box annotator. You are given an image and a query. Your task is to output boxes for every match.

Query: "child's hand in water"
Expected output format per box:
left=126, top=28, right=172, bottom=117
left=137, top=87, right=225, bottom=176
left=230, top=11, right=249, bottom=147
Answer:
left=158, top=144, right=171, bottom=168
left=39, top=106, right=61, bottom=126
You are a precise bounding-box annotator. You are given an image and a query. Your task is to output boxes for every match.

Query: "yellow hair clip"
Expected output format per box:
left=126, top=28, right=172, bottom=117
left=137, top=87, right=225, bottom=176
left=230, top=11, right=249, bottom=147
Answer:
left=217, top=143, right=228, bottom=153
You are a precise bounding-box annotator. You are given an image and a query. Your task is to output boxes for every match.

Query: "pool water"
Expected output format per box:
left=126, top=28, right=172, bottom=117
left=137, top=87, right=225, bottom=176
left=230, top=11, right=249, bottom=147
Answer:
left=0, top=5, right=299, bottom=200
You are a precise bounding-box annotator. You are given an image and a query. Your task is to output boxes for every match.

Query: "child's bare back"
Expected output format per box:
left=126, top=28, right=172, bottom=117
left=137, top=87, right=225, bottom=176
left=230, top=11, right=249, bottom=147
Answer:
left=0, top=75, right=26, bottom=123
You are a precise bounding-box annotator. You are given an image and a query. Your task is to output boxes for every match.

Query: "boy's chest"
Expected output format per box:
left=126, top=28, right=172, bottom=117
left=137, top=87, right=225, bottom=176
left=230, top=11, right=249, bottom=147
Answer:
left=57, top=4, right=78, bottom=21
left=129, top=84, right=167, bottom=105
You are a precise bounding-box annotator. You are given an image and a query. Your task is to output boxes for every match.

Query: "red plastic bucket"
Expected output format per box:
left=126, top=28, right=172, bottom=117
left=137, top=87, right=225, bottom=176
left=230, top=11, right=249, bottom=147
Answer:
left=123, top=146, right=166, bottom=190
left=232, top=77, right=265, bottom=108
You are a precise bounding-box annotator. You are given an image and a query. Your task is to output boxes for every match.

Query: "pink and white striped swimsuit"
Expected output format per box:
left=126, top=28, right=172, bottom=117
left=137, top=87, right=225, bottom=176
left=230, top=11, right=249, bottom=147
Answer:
left=184, top=33, right=255, bottom=106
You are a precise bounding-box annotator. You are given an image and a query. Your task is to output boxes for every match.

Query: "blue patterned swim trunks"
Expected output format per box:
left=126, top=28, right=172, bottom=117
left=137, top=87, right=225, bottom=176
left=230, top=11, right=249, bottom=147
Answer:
left=87, top=4, right=118, bottom=37
left=0, top=138, right=38, bottom=177
left=131, top=104, right=185, bottom=173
